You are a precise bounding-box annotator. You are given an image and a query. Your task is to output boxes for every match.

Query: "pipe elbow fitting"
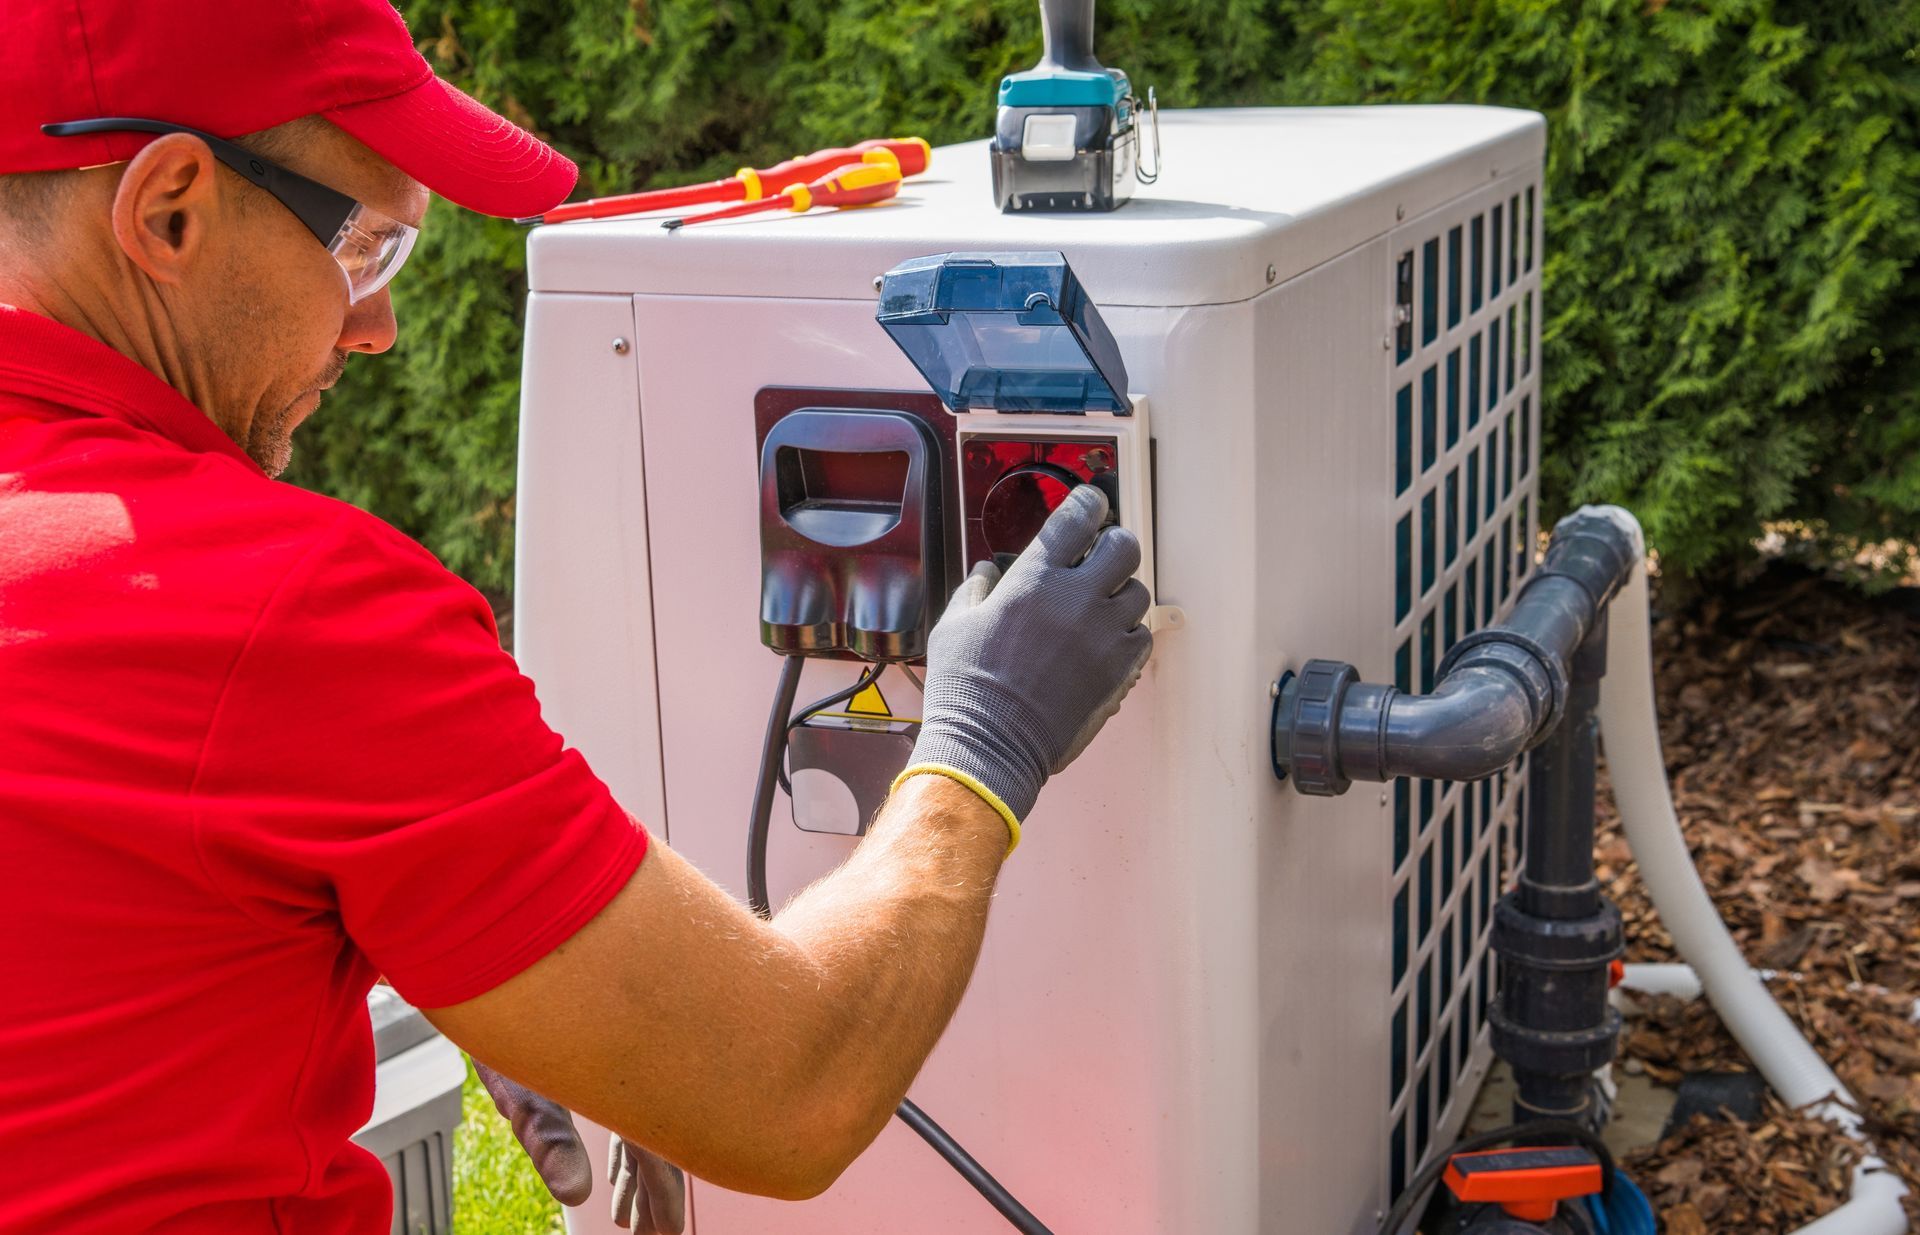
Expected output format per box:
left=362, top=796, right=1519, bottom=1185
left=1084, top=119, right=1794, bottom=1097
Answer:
left=1378, top=663, right=1541, bottom=782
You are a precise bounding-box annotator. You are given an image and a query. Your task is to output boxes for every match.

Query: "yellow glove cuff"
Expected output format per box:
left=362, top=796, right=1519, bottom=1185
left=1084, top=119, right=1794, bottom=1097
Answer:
left=891, top=763, right=1022, bottom=858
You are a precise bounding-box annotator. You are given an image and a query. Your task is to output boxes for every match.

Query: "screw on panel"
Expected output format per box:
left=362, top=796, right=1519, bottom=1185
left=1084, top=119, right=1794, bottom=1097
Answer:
left=1266, top=264, right=1277, bottom=284
left=1396, top=204, right=1405, bottom=221
left=872, top=275, right=884, bottom=292
left=1270, top=680, right=1281, bottom=699
left=611, top=337, right=630, bottom=355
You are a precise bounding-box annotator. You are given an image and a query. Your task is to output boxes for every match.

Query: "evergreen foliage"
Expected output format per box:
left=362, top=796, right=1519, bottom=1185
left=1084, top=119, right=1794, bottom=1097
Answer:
left=287, top=1, right=1919, bottom=594
left=1283, top=0, right=1920, bottom=582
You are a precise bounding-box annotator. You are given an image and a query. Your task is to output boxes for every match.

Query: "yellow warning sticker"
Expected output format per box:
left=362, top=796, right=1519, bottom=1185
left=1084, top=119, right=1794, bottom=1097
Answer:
left=846, top=680, right=891, bottom=717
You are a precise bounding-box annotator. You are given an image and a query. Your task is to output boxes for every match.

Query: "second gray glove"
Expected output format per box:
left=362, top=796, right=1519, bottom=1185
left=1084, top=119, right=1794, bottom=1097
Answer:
left=609, top=1134, right=688, bottom=1233
left=474, top=1060, right=595, bottom=1207
left=901, top=484, right=1152, bottom=842
left=474, top=1060, right=685, bottom=1233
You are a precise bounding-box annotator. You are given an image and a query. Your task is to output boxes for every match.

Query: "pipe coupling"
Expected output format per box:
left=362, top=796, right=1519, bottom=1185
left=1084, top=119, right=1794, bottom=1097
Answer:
left=1540, top=510, right=1641, bottom=614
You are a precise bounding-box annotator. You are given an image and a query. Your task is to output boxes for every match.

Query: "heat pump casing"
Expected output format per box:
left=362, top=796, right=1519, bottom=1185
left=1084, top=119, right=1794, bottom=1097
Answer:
left=514, top=107, right=1546, bottom=1235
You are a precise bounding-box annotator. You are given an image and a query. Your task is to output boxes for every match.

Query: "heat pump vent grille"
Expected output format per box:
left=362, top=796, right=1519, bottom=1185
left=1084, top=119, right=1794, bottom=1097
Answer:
left=1385, top=177, right=1543, bottom=1204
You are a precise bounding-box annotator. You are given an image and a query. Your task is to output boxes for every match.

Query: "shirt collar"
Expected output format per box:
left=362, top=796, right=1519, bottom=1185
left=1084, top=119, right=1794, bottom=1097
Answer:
left=0, top=304, right=262, bottom=472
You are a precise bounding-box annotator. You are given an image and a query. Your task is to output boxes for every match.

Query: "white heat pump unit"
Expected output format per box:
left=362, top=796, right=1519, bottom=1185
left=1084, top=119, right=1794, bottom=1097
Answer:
left=515, top=106, right=1546, bottom=1235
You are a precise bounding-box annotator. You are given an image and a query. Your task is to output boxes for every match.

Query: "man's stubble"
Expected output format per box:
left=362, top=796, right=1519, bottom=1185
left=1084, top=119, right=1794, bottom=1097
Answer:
left=249, top=349, right=343, bottom=477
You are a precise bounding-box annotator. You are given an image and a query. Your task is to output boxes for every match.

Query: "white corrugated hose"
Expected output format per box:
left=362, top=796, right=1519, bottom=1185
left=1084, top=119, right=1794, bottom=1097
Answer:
left=1590, top=505, right=1909, bottom=1235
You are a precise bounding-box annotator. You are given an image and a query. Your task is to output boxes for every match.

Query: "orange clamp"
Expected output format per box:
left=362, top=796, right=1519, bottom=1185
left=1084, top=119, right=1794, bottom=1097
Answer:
left=1443, top=1146, right=1603, bottom=1223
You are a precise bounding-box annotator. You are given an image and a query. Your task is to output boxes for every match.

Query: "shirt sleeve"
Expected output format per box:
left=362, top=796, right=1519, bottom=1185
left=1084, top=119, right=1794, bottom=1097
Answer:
left=191, top=507, right=648, bottom=1008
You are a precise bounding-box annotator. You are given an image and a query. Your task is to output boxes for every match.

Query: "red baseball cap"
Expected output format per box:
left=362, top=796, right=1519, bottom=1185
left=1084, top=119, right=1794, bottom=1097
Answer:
left=1, top=0, right=577, bottom=219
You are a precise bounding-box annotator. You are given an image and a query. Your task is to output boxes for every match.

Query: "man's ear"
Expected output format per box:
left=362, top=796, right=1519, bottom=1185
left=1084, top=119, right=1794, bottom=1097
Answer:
left=108, top=132, right=223, bottom=290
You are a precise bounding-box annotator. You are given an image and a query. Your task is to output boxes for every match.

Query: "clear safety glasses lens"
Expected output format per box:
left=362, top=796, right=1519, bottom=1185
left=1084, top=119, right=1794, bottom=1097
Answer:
left=329, top=202, right=418, bottom=304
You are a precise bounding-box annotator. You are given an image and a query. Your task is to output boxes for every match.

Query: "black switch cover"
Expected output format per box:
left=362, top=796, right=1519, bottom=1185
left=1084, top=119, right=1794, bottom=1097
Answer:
left=758, top=408, right=945, bottom=661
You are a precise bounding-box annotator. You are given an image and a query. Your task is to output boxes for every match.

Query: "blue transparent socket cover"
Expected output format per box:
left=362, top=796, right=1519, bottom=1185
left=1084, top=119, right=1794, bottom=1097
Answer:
left=875, top=252, right=1132, bottom=415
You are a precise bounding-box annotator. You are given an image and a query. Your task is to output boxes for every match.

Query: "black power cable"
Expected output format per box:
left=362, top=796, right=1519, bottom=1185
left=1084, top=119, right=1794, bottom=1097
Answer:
left=746, top=657, right=1056, bottom=1235
left=746, top=655, right=806, bottom=919
left=775, top=659, right=888, bottom=797
left=1378, top=1118, right=1616, bottom=1235
left=895, top=1097, right=1054, bottom=1234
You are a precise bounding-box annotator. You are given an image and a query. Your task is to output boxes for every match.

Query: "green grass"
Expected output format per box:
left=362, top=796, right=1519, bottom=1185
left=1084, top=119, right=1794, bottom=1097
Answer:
left=452, top=1058, right=565, bottom=1235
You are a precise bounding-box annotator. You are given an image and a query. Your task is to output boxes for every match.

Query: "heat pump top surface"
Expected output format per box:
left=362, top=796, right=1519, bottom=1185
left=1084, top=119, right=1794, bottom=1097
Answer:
left=527, top=106, right=1544, bottom=307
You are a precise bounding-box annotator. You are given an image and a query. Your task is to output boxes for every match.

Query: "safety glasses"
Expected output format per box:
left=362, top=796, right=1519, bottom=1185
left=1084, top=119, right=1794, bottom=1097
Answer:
left=41, top=117, right=418, bottom=304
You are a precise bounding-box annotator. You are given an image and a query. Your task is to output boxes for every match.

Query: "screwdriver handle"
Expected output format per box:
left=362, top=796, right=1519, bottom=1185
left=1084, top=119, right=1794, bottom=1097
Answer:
left=748, top=137, right=930, bottom=195
left=521, top=137, right=929, bottom=225
left=793, top=161, right=903, bottom=209
left=878, top=136, right=933, bottom=176
left=663, top=163, right=902, bottom=230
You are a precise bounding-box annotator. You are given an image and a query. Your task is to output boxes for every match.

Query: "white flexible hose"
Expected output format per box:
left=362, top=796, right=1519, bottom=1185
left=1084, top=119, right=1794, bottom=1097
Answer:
left=1622, top=962, right=1920, bottom=1023
left=1615, top=961, right=1703, bottom=1000
left=1589, top=504, right=1909, bottom=1234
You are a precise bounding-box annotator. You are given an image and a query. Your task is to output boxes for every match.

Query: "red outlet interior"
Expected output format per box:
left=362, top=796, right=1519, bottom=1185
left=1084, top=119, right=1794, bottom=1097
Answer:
left=959, top=436, right=1118, bottom=570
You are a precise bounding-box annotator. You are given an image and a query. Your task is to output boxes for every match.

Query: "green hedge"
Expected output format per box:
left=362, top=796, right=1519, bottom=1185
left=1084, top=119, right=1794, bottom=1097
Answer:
left=1288, top=0, right=1920, bottom=582
left=287, top=1, right=1919, bottom=595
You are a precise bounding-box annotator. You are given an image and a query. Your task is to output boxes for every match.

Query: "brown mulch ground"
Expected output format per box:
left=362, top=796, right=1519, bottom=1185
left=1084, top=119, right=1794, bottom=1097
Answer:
left=1593, top=567, right=1920, bottom=1231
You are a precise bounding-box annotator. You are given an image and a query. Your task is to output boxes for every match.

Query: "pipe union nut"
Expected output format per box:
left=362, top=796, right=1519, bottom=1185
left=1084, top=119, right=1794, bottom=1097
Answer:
left=1272, top=659, right=1358, bottom=795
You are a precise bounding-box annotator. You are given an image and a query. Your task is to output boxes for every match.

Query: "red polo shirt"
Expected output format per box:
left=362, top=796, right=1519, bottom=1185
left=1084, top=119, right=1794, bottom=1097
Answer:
left=0, top=305, right=648, bottom=1233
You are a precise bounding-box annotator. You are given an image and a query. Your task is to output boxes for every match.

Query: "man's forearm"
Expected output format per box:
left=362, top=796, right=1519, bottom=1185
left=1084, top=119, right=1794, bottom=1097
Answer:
left=765, top=772, right=1009, bottom=1157
left=425, top=778, right=1010, bottom=1199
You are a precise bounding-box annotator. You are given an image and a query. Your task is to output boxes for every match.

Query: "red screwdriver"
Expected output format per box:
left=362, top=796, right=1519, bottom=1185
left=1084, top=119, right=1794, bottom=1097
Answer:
left=661, top=162, right=902, bottom=230
left=519, top=137, right=930, bottom=225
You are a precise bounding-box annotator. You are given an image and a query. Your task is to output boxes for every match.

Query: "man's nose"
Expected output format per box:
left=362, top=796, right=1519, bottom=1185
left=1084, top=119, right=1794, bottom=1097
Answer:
left=337, top=288, right=399, bottom=355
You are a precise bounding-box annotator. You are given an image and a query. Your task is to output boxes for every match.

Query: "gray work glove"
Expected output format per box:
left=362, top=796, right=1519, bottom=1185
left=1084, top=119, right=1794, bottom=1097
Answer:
left=610, top=1133, right=688, bottom=1233
left=473, top=1061, right=685, bottom=1232
left=904, top=484, right=1152, bottom=839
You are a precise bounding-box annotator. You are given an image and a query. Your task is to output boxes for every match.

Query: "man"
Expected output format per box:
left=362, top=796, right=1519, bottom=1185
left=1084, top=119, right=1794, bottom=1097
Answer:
left=0, top=1, right=1152, bottom=1232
